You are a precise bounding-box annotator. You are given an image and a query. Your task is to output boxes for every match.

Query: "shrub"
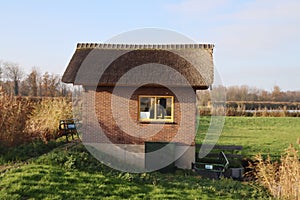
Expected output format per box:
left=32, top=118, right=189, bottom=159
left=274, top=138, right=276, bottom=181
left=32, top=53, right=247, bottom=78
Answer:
left=26, top=98, right=72, bottom=143
left=254, top=140, right=300, bottom=199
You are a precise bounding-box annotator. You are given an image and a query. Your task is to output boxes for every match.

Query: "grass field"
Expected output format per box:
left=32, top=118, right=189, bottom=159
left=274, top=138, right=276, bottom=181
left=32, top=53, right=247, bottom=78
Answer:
left=1, top=117, right=299, bottom=199
left=197, top=117, right=300, bottom=159
left=0, top=142, right=269, bottom=199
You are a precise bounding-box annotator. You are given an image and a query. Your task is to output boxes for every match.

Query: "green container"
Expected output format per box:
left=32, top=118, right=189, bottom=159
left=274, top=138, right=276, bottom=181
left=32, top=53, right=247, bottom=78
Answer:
left=145, top=141, right=176, bottom=173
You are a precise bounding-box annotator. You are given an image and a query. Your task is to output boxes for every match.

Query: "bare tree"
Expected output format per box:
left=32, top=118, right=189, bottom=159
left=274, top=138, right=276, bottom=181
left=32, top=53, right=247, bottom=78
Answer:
left=20, top=67, right=40, bottom=96
left=3, top=62, right=24, bottom=96
left=27, top=68, right=39, bottom=96
left=0, top=60, right=3, bottom=82
left=272, top=85, right=283, bottom=101
left=42, top=72, right=50, bottom=96
left=40, top=72, right=61, bottom=97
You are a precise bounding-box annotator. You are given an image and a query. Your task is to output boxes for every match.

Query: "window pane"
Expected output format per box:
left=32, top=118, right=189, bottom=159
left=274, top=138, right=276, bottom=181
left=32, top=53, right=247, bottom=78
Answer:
left=139, top=97, right=155, bottom=119
left=166, top=98, right=172, bottom=117
left=156, top=97, right=172, bottom=119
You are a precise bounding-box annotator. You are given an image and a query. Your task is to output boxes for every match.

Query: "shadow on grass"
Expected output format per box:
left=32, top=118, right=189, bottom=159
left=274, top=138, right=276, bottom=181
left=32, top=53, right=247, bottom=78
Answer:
left=0, top=139, right=67, bottom=165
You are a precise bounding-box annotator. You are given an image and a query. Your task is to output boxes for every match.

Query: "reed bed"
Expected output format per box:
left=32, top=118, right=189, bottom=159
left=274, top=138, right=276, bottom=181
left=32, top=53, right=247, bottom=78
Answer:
left=0, top=87, right=72, bottom=147
left=26, top=98, right=72, bottom=143
left=0, top=89, right=33, bottom=146
left=253, top=141, right=300, bottom=199
left=199, top=104, right=300, bottom=117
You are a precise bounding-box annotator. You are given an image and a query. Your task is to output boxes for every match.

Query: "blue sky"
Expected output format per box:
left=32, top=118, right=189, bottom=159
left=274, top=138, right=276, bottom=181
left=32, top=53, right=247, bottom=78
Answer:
left=0, top=0, right=299, bottom=91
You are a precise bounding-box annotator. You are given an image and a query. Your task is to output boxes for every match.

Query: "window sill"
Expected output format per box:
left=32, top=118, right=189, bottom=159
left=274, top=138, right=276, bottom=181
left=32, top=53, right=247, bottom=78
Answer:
left=139, top=121, right=177, bottom=124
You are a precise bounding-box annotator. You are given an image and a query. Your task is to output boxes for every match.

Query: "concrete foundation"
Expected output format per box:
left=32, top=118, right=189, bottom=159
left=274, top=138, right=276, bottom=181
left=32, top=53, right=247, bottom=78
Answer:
left=84, top=143, right=195, bottom=171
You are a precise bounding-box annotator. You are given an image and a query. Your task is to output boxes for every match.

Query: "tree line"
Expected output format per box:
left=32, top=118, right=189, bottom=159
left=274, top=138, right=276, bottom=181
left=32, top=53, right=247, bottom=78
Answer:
left=198, top=85, right=300, bottom=105
left=0, top=60, right=71, bottom=97
left=225, top=85, right=300, bottom=102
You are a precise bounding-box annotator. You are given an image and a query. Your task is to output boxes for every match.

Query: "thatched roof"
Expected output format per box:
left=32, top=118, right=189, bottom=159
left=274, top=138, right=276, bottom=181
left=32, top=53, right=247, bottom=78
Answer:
left=62, top=43, right=214, bottom=89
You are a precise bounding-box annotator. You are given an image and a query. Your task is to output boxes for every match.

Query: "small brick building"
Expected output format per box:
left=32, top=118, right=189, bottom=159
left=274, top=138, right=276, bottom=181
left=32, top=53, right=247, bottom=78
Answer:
left=62, top=43, right=214, bottom=170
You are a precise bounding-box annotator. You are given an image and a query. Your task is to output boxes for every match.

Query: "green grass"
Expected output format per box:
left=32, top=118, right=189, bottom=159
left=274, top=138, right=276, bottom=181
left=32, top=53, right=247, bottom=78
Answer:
left=0, top=142, right=269, bottom=200
left=2, top=117, right=298, bottom=199
left=197, top=117, right=300, bottom=159
left=0, top=140, right=65, bottom=165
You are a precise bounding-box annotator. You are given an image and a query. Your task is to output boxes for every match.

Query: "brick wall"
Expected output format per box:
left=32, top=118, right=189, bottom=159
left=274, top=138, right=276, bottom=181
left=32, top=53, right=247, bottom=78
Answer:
left=83, top=86, right=196, bottom=145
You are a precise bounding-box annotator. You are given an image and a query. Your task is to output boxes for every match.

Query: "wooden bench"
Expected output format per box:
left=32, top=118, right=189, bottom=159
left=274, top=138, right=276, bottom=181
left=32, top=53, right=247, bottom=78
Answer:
left=192, top=144, right=243, bottom=179
left=58, top=118, right=79, bottom=142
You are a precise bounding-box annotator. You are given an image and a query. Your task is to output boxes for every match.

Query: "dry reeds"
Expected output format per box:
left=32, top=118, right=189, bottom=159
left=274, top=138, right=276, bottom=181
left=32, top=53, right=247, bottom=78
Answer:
left=0, top=87, right=73, bottom=146
left=0, top=87, right=33, bottom=146
left=199, top=104, right=299, bottom=117
left=26, top=98, right=72, bottom=143
left=254, top=141, right=300, bottom=199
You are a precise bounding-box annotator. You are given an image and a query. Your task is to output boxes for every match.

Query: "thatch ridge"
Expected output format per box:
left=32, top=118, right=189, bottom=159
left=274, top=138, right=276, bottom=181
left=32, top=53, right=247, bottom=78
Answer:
left=76, top=43, right=214, bottom=50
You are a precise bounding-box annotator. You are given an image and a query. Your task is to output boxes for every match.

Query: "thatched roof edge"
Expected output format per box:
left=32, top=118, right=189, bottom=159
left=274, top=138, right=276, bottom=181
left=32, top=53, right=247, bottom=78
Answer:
left=62, top=43, right=215, bottom=87
left=76, top=43, right=214, bottom=50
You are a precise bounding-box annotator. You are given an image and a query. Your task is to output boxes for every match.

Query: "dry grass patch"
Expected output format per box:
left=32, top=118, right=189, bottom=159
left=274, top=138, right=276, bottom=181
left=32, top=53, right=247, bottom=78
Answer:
left=254, top=141, right=300, bottom=199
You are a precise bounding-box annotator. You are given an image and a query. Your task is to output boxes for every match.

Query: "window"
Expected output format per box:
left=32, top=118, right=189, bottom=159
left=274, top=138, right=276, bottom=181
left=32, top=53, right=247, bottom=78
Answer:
left=139, top=96, right=174, bottom=122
